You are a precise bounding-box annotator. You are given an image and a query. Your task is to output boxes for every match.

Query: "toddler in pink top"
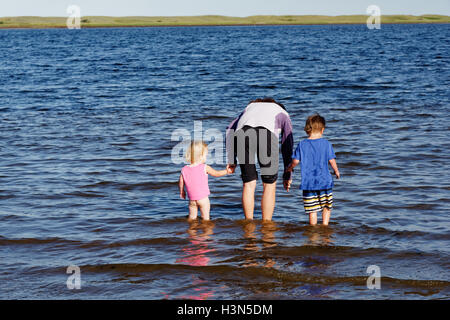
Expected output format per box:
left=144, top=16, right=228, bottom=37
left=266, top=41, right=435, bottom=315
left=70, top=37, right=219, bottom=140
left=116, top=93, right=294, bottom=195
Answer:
left=179, top=141, right=234, bottom=221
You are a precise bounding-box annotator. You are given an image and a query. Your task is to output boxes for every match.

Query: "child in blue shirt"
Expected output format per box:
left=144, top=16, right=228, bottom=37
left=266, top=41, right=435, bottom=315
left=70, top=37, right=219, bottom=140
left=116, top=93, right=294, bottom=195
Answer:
left=287, top=114, right=340, bottom=226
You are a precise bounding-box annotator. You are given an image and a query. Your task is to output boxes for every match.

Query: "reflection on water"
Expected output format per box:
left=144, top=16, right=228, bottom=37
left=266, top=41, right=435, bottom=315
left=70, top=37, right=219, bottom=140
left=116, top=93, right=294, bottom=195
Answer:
left=242, top=221, right=277, bottom=268
left=261, top=221, right=278, bottom=249
left=0, top=25, right=448, bottom=299
left=298, top=226, right=337, bottom=281
left=175, top=220, right=215, bottom=300
left=242, top=220, right=258, bottom=252
left=176, top=220, right=215, bottom=266
left=303, top=226, right=335, bottom=246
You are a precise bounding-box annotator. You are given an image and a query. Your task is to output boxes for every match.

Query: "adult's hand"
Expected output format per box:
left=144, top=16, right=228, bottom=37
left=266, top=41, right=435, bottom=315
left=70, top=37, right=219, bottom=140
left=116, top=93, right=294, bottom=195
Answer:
left=283, top=179, right=292, bottom=192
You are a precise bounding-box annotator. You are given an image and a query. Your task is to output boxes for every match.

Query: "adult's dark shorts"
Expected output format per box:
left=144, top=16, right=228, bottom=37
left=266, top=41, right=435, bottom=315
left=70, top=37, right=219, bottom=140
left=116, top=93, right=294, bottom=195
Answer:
left=233, top=126, right=279, bottom=184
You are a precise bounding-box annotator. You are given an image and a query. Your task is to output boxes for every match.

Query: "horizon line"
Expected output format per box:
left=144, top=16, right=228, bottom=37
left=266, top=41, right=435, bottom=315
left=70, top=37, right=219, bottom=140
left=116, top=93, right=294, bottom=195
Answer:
left=1, top=14, right=449, bottom=18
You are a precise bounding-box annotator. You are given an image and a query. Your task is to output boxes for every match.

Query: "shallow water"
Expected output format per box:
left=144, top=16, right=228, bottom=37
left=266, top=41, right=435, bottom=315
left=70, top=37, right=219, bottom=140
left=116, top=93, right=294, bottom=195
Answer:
left=0, top=24, right=449, bottom=299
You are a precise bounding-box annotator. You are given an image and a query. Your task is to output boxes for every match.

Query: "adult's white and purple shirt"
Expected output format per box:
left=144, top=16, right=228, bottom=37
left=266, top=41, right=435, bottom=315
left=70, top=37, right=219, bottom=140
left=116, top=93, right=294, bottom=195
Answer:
left=226, top=102, right=294, bottom=181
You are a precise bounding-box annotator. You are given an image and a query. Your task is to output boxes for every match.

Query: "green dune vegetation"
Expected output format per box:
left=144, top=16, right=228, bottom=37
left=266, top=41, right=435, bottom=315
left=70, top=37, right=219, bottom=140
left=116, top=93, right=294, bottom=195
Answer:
left=0, top=15, right=449, bottom=29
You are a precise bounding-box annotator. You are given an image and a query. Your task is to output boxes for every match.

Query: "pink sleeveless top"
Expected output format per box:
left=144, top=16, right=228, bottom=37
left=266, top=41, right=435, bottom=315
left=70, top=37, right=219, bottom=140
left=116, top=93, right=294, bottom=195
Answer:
left=181, top=163, right=210, bottom=201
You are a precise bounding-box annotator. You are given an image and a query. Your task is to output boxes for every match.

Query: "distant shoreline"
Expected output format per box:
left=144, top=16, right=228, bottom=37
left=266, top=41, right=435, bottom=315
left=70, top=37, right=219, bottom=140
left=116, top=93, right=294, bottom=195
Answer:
left=0, top=15, right=449, bottom=29
left=2, top=23, right=450, bottom=30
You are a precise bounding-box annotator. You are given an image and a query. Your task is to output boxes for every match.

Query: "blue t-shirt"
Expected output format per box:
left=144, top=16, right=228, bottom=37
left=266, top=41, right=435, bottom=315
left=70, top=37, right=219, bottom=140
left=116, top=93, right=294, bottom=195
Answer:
left=292, top=138, right=336, bottom=191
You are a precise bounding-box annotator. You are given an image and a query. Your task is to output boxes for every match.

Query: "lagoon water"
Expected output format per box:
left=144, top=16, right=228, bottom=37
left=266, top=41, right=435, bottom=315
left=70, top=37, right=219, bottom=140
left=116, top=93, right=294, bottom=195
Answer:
left=0, top=24, right=449, bottom=299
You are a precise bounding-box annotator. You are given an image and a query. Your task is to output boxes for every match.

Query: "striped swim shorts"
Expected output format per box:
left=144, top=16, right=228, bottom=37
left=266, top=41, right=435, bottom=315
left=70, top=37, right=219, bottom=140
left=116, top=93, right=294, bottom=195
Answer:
left=302, top=189, right=333, bottom=214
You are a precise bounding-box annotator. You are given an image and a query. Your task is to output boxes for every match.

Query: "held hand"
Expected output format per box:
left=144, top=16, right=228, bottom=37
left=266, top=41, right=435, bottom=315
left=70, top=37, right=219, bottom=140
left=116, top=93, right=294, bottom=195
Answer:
left=180, top=191, right=186, bottom=200
left=227, top=164, right=236, bottom=174
left=283, top=180, right=292, bottom=192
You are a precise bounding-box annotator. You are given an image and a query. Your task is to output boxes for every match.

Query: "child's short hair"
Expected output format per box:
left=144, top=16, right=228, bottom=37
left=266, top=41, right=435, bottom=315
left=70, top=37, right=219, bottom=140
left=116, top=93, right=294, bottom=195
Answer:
left=304, top=114, right=326, bottom=135
left=185, top=141, right=208, bottom=164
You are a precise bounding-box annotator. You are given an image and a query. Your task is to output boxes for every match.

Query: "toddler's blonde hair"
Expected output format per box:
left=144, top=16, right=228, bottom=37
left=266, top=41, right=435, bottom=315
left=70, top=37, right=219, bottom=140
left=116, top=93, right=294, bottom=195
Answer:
left=185, top=141, right=208, bottom=164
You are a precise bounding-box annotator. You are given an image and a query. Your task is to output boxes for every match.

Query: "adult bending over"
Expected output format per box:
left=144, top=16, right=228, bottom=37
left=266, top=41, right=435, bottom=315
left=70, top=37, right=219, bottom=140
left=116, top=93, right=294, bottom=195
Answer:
left=226, top=98, right=294, bottom=221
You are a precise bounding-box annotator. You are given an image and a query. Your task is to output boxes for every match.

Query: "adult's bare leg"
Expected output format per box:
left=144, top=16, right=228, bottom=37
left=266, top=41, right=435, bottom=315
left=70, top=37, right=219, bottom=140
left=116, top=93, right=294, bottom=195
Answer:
left=262, top=181, right=276, bottom=221
left=242, top=180, right=256, bottom=220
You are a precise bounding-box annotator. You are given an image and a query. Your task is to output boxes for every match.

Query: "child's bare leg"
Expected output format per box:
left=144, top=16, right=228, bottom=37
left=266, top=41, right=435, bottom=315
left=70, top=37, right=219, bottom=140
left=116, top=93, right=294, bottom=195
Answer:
left=322, top=207, right=331, bottom=226
left=188, top=201, right=198, bottom=220
left=309, top=211, right=318, bottom=226
left=197, top=197, right=210, bottom=221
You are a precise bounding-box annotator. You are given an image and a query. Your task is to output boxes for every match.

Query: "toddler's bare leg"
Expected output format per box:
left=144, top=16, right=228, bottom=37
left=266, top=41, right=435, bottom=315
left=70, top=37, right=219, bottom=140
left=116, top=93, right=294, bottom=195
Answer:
left=309, top=211, right=318, bottom=226
left=322, top=208, right=331, bottom=226
left=188, top=200, right=198, bottom=220
left=197, top=197, right=211, bottom=221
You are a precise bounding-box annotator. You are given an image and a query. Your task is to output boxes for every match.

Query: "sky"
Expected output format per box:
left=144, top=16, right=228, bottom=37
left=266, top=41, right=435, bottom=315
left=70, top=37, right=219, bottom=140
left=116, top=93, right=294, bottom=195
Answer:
left=1, top=0, right=449, bottom=17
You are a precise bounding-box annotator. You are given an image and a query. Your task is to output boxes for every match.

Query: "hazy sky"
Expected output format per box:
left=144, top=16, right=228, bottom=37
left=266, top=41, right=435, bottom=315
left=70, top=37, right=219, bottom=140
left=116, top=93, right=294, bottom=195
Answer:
left=1, top=0, right=449, bottom=17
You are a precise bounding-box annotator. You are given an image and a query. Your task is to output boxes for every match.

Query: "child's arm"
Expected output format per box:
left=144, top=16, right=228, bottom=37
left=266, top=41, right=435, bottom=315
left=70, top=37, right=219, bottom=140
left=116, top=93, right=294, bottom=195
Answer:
left=206, top=165, right=230, bottom=177
left=286, top=159, right=300, bottom=172
left=329, top=159, right=340, bottom=179
left=179, top=174, right=186, bottom=199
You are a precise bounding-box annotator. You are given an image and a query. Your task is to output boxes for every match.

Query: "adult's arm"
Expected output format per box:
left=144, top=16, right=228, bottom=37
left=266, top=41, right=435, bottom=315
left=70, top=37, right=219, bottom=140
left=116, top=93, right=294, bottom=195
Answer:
left=225, top=111, right=244, bottom=166
left=278, top=113, right=294, bottom=182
